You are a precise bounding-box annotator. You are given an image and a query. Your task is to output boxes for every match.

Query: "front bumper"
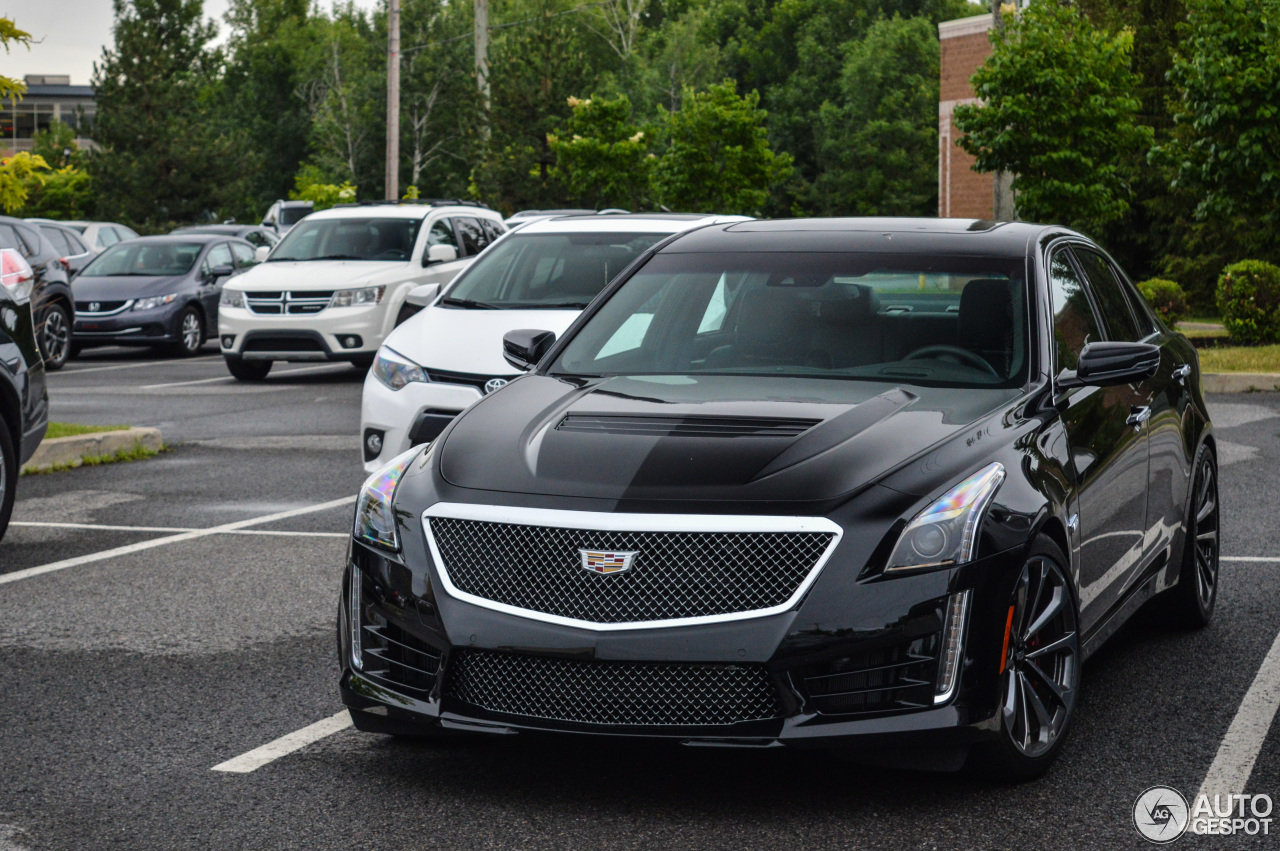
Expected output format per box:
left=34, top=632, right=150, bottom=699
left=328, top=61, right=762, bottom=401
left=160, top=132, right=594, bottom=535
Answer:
left=219, top=303, right=388, bottom=362
left=360, top=371, right=485, bottom=473
left=337, top=525, right=1025, bottom=755
left=73, top=304, right=183, bottom=345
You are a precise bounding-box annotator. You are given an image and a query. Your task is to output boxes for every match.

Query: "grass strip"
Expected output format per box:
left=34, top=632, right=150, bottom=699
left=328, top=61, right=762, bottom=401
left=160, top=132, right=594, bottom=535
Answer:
left=45, top=422, right=131, bottom=439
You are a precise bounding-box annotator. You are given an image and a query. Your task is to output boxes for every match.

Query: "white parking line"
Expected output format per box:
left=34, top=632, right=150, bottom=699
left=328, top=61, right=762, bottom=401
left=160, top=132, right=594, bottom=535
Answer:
left=211, top=711, right=352, bottom=773
left=1195, top=628, right=1280, bottom=827
left=139, top=363, right=350, bottom=390
left=1223, top=556, right=1280, bottom=563
left=8, top=521, right=348, bottom=538
left=0, top=496, right=355, bottom=586
left=60, top=356, right=221, bottom=376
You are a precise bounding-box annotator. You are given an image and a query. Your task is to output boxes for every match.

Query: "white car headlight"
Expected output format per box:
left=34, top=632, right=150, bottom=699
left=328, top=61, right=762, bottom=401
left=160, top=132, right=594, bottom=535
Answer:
left=372, top=346, right=428, bottom=391
left=132, top=293, right=179, bottom=311
left=353, top=447, right=423, bottom=551
left=885, top=462, right=1005, bottom=573
left=332, top=285, right=385, bottom=307
left=220, top=289, right=245, bottom=308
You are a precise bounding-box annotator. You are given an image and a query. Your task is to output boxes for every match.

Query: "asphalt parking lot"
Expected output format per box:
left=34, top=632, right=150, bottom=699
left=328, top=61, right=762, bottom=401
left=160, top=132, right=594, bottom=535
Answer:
left=2, top=345, right=1280, bottom=849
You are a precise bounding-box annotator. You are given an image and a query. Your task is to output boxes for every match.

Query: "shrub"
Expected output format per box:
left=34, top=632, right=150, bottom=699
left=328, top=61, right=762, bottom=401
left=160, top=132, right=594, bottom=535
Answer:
left=1136, top=278, right=1189, bottom=327
left=1217, top=260, right=1280, bottom=344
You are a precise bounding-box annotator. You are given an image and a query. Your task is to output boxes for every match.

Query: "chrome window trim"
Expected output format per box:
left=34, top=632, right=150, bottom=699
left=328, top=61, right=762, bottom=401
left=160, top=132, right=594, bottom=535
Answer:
left=421, top=502, right=843, bottom=631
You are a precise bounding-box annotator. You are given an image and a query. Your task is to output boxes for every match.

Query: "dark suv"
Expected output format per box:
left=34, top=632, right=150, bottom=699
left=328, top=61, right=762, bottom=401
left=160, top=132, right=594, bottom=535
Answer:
left=0, top=217, right=74, bottom=370
left=0, top=248, right=49, bottom=543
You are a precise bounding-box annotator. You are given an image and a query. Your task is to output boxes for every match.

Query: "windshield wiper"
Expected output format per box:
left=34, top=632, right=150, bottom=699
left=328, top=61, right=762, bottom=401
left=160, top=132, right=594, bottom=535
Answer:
left=440, top=296, right=499, bottom=310
left=511, top=301, right=591, bottom=310
left=270, top=254, right=365, bottom=262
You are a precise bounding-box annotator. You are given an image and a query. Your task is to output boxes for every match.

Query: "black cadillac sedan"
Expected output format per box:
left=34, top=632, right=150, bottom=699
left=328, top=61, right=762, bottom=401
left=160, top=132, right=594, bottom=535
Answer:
left=0, top=247, right=49, bottom=542
left=72, top=235, right=255, bottom=356
left=339, top=218, right=1215, bottom=780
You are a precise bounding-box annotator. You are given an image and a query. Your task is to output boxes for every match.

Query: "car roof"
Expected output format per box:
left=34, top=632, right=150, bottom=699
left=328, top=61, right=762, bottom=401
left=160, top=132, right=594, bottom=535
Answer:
left=308, top=203, right=500, bottom=221
left=514, top=213, right=751, bottom=236
left=173, top=225, right=256, bottom=234
left=659, top=217, right=1059, bottom=256
left=118, top=234, right=238, bottom=245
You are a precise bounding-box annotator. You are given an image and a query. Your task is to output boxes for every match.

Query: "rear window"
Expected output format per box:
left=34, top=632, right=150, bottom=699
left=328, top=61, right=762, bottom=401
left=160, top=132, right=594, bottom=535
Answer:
left=279, top=206, right=312, bottom=225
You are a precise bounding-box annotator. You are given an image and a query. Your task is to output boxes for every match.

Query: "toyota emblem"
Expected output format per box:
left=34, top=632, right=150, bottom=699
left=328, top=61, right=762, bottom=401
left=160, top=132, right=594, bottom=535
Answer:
left=484, top=377, right=509, bottom=395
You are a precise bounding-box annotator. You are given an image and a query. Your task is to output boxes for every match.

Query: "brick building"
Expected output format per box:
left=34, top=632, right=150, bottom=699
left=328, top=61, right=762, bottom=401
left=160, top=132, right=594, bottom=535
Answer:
left=938, top=14, right=1012, bottom=219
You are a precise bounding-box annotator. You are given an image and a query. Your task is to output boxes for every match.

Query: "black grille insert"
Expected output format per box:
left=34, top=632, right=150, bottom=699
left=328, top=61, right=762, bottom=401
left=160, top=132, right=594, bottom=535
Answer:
left=557, top=414, right=821, bottom=438
left=357, top=582, right=441, bottom=696
left=799, top=634, right=940, bottom=715
left=242, top=336, right=326, bottom=353
left=428, top=517, right=835, bottom=624
left=445, top=649, right=781, bottom=727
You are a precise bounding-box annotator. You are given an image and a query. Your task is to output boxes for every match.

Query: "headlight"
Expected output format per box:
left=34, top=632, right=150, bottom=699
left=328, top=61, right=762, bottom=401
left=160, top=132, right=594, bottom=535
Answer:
left=353, top=446, right=423, bottom=551
left=884, top=462, right=1005, bottom=573
left=220, top=289, right=245, bottom=308
left=372, top=346, right=428, bottom=391
left=332, top=285, right=385, bottom=307
left=132, top=293, right=179, bottom=311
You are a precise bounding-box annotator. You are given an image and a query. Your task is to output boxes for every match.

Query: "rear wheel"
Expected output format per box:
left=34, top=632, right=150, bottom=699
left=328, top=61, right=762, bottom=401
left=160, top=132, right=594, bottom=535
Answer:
left=38, top=303, right=71, bottom=370
left=224, top=356, right=272, bottom=381
left=0, top=414, right=15, bottom=543
left=1158, top=444, right=1219, bottom=628
left=968, top=537, right=1080, bottom=782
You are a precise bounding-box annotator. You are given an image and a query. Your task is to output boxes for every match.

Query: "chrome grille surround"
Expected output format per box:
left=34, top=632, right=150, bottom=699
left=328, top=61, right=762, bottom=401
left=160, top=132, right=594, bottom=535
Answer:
left=245, top=290, right=335, bottom=315
left=446, top=649, right=782, bottom=727
left=422, top=503, right=842, bottom=631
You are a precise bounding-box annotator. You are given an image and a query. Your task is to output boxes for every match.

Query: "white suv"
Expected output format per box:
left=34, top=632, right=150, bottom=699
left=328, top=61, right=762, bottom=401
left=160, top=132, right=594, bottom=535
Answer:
left=218, top=201, right=506, bottom=380
left=360, top=213, right=747, bottom=471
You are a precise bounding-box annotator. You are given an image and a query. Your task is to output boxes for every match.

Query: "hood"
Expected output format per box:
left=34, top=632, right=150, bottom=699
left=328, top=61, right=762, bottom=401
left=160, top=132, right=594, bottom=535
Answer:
left=72, top=274, right=190, bottom=300
left=383, top=305, right=582, bottom=376
left=438, top=374, right=1023, bottom=504
left=232, top=260, right=406, bottom=292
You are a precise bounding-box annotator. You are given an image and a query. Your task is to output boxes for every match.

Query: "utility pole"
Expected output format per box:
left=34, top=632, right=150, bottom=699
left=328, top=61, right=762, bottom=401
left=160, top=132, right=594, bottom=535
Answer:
left=475, top=0, right=490, bottom=140
left=385, top=0, right=401, bottom=200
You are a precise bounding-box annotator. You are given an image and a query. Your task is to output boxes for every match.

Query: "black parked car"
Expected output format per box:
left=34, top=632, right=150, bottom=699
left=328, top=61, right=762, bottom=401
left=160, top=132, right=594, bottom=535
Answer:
left=72, top=234, right=256, bottom=356
left=339, top=218, right=1215, bottom=781
left=0, top=248, right=49, bottom=542
left=0, top=216, right=74, bottom=370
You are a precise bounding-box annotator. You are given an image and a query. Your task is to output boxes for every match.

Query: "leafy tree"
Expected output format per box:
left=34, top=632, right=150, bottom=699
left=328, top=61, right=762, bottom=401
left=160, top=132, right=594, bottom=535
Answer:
left=549, top=94, right=652, bottom=209
left=90, top=0, right=246, bottom=226
left=30, top=120, right=82, bottom=169
left=0, top=17, right=32, bottom=100
left=289, top=164, right=356, bottom=209
left=0, top=153, right=49, bottom=213
left=954, top=2, right=1152, bottom=234
left=810, top=15, right=938, bottom=215
left=19, top=165, right=95, bottom=220
left=650, top=81, right=792, bottom=214
left=635, top=6, right=722, bottom=114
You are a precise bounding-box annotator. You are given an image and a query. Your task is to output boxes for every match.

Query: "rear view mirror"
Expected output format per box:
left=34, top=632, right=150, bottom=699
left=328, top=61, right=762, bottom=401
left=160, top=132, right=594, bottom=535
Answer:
left=424, top=244, right=458, bottom=266
left=1058, top=342, right=1160, bottom=390
left=406, top=283, right=440, bottom=307
left=208, top=263, right=235, bottom=280
left=253, top=246, right=270, bottom=263
left=503, top=329, right=556, bottom=371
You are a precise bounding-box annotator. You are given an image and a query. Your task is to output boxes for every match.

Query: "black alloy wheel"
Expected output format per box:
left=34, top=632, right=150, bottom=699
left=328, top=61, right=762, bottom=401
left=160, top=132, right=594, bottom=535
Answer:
left=969, top=538, right=1080, bottom=781
left=1161, top=445, right=1219, bottom=627
left=39, top=303, right=71, bottom=370
left=169, top=307, right=204, bottom=356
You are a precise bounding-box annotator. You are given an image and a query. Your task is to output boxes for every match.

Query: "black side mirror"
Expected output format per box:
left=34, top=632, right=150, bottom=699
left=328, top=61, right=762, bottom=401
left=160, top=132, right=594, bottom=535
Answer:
left=208, top=263, right=235, bottom=280
left=503, top=329, right=556, bottom=371
left=1058, top=341, right=1160, bottom=390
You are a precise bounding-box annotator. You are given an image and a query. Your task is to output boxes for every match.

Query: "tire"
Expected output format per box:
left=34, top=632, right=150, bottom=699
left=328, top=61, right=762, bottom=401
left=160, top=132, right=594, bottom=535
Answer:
left=967, top=535, right=1081, bottom=782
left=0, top=414, right=15, bottom=544
left=166, top=306, right=204, bottom=357
left=350, top=354, right=375, bottom=371
left=69, top=342, right=83, bottom=359
left=37, top=303, right=72, bottom=371
left=224, top=356, right=272, bottom=381
left=1156, top=443, right=1219, bottom=628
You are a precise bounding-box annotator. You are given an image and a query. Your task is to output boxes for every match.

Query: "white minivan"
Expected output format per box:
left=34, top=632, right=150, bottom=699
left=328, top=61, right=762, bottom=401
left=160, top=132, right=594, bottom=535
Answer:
left=359, top=213, right=747, bottom=471
left=218, top=201, right=506, bottom=380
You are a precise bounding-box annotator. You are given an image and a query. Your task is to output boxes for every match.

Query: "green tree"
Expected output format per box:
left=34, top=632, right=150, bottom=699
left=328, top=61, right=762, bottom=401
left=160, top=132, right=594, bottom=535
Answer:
left=954, top=2, right=1152, bottom=234
left=548, top=94, right=652, bottom=209
left=810, top=15, right=938, bottom=215
left=0, top=152, right=48, bottom=213
left=0, top=17, right=32, bottom=100
left=90, top=0, right=246, bottom=226
left=650, top=81, right=792, bottom=215
left=31, top=119, right=82, bottom=170
left=18, top=165, right=94, bottom=219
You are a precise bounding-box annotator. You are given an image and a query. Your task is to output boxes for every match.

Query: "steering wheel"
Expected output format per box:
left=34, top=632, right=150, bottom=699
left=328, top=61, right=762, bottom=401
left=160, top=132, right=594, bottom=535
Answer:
left=903, top=344, right=999, bottom=378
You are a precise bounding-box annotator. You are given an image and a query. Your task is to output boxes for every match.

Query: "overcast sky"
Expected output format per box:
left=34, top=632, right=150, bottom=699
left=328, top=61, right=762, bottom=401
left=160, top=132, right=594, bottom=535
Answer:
left=0, top=0, right=378, bottom=86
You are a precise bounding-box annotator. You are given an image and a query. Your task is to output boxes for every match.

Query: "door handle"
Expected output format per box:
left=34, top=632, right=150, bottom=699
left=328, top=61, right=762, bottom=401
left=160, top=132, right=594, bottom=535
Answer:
left=1173, top=364, right=1191, bottom=385
left=1126, top=406, right=1152, bottom=431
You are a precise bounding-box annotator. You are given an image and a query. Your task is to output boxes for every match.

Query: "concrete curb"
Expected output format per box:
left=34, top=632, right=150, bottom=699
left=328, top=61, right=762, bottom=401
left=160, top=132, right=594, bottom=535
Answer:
left=21, top=427, right=163, bottom=473
left=1202, top=373, right=1280, bottom=394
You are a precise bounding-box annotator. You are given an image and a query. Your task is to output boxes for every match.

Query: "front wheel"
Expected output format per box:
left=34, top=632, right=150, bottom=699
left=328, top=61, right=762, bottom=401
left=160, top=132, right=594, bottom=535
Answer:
left=167, top=307, right=204, bottom=356
left=38, top=303, right=72, bottom=370
left=968, top=537, right=1080, bottom=782
left=224, top=356, right=272, bottom=381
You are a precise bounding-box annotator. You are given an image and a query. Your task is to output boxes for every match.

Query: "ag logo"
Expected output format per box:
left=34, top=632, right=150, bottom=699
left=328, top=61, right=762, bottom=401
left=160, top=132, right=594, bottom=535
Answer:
left=88, top=302, right=101, bottom=312
left=483, top=377, right=509, bottom=395
left=1134, top=786, right=1189, bottom=843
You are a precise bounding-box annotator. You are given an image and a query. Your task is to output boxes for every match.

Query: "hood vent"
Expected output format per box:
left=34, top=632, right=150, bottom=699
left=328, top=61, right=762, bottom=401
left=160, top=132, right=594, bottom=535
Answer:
left=555, top=414, right=821, bottom=438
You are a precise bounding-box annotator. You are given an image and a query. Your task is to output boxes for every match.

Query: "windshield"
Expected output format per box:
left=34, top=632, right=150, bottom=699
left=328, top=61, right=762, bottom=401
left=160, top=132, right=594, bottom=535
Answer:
left=269, top=217, right=420, bottom=261
left=279, top=206, right=311, bottom=225
left=82, top=241, right=203, bottom=277
left=551, top=251, right=1029, bottom=388
left=445, top=232, right=666, bottom=309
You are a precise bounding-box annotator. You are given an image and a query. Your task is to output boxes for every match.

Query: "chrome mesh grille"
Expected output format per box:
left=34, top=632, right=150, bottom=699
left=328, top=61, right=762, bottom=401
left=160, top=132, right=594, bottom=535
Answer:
left=428, top=518, right=835, bottom=624
left=445, top=650, right=781, bottom=726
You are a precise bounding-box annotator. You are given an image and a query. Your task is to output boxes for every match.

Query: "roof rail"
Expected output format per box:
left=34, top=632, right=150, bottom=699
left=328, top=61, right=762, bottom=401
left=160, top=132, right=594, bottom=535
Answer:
left=329, top=198, right=491, bottom=210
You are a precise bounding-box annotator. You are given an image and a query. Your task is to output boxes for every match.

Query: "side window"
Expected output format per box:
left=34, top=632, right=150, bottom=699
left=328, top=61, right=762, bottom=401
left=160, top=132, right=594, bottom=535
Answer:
left=1048, top=248, right=1103, bottom=374
left=43, top=227, right=72, bottom=255
left=427, top=219, right=458, bottom=250
left=0, top=224, right=19, bottom=251
left=452, top=217, right=488, bottom=256
left=204, top=243, right=234, bottom=275
left=480, top=218, right=506, bottom=243
left=230, top=242, right=256, bottom=268
left=64, top=230, right=90, bottom=254
left=97, top=227, right=120, bottom=248
left=14, top=225, right=41, bottom=259
left=242, top=231, right=265, bottom=248
left=1072, top=248, right=1142, bottom=342
left=1112, top=262, right=1159, bottom=336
